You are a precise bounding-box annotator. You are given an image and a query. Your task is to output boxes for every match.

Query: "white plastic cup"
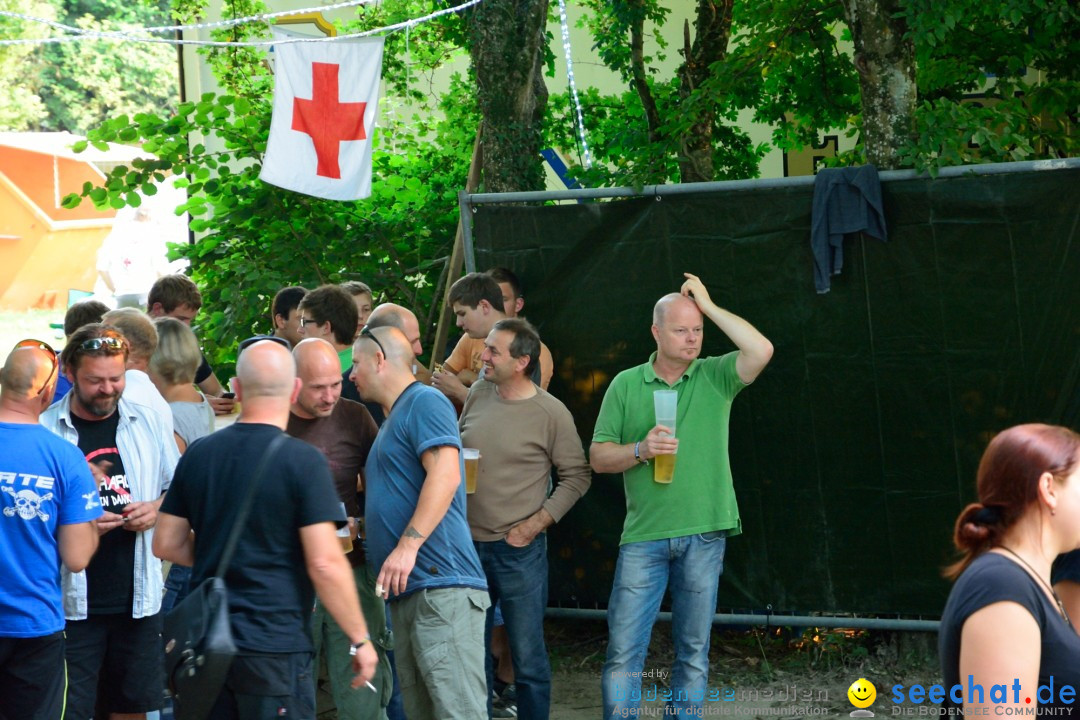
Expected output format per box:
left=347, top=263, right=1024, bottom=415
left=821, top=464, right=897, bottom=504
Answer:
left=653, top=390, right=678, bottom=437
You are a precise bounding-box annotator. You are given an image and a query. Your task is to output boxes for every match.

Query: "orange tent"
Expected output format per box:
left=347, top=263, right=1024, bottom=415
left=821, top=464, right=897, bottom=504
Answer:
left=0, top=132, right=147, bottom=310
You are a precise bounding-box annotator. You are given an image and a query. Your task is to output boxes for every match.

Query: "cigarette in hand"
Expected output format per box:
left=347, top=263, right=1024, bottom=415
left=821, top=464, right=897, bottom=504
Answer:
left=375, top=583, right=385, bottom=597
left=366, top=681, right=377, bottom=693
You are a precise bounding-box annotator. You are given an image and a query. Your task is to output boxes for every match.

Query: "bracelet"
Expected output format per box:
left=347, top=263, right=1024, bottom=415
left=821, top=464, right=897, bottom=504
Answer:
left=349, top=635, right=371, bottom=656
left=633, top=441, right=649, bottom=465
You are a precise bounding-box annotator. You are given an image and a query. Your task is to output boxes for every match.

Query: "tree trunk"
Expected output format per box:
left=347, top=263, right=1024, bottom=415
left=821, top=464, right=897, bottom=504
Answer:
left=839, top=0, right=916, bottom=170
left=469, top=0, right=550, bottom=194
left=676, top=0, right=734, bottom=183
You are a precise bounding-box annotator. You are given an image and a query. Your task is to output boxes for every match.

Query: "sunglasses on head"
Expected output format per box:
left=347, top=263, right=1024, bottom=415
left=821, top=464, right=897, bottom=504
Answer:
left=238, top=335, right=292, bottom=354
left=359, top=326, right=386, bottom=358
left=79, top=336, right=126, bottom=352
left=13, top=339, right=58, bottom=396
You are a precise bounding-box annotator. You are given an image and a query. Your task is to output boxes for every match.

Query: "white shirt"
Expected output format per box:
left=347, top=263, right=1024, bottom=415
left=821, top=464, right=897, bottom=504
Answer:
left=40, top=395, right=179, bottom=620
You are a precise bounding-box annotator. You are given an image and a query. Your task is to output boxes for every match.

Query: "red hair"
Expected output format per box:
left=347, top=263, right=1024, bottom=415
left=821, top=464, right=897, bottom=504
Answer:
left=945, top=423, right=1080, bottom=579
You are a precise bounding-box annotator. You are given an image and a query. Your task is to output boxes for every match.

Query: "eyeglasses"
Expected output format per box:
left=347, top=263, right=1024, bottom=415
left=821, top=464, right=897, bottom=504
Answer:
left=359, top=326, right=386, bottom=358
left=79, top=336, right=127, bottom=352
left=238, top=335, right=292, bottom=354
left=299, top=316, right=319, bottom=328
left=13, top=339, right=58, bottom=396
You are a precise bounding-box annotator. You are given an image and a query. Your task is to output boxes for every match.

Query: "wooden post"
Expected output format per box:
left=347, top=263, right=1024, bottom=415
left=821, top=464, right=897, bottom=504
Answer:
left=429, top=128, right=483, bottom=369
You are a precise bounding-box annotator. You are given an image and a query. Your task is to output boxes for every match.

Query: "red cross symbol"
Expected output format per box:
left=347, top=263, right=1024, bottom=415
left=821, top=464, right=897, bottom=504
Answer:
left=291, top=62, right=367, bottom=180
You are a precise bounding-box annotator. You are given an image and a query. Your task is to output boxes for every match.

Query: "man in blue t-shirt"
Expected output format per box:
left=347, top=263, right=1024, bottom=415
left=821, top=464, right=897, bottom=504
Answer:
left=350, top=326, right=490, bottom=720
left=0, top=341, right=101, bottom=720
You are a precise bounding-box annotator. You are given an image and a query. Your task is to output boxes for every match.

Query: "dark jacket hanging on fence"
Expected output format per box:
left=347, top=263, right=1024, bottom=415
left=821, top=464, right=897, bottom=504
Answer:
left=810, top=165, right=888, bottom=293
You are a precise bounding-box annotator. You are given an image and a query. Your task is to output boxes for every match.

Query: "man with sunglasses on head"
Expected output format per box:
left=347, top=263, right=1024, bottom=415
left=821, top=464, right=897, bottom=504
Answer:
left=40, top=324, right=180, bottom=720
left=1, top=340, right=102, bottom=720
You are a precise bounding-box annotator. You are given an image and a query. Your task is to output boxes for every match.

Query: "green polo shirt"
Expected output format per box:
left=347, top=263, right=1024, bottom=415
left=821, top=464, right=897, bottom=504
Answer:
left=338, top=346, right=353, bottom=374
left=592, top=351, right=747, bottom=545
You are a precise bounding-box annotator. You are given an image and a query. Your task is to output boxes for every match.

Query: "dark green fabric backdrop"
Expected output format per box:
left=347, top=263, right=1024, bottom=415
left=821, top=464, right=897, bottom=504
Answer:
left=470, top=166, right=1080, bottom=617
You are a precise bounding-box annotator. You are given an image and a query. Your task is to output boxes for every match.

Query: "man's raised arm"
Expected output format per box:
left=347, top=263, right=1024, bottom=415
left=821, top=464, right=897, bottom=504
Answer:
left=681, top=273, right=773, bottom=384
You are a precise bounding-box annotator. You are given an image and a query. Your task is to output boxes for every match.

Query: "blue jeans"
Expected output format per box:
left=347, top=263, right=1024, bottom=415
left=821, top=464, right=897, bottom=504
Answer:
left=162, top=564, right=193, bottom=613
left=475, top=535, right=551, bottom=720
left=601, top=532, right=727, bottom=719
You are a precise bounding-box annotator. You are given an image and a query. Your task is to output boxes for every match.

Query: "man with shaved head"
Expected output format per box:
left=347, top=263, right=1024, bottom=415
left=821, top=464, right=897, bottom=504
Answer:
left=286, top=338, right=389, bottom=720
left=591, top=273, right=774, bottom=719
left=155, top=338, right=378, bottom=717
left=0, top=341, right=101, bottom=720
left=341, top=302, right=427, bottom=411
left=350, top=326, right=489, bottom=720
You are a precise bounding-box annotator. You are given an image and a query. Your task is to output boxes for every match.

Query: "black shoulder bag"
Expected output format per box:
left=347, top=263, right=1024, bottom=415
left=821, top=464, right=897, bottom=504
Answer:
left=162, top=432, right=286, bottom=720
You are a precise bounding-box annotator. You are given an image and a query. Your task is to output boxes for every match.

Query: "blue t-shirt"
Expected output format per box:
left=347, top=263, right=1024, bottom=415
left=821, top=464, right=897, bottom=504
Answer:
left=364, top=383, right=486, bottom=599
left=0, top=422, right=102, bottom=637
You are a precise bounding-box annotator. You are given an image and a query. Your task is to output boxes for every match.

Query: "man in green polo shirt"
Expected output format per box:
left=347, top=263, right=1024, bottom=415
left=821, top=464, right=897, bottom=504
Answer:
left=591, top=272, right=773, bottom=719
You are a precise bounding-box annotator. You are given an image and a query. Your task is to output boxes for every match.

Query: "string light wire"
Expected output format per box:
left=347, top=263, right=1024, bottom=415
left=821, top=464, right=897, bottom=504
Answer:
left=0, top=0, right=480, bottom=47
left=556, top=0, right=592, bottom=169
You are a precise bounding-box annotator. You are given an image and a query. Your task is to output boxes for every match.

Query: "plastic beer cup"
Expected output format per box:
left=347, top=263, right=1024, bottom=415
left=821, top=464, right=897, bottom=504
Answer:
left=653, top=390, right=678, bottom=484
left=463, top=448, right=480, bottom=494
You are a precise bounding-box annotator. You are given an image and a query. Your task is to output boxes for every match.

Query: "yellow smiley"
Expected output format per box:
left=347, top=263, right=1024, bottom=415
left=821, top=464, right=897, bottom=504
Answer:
left=847, top=678, right=876, bottom=709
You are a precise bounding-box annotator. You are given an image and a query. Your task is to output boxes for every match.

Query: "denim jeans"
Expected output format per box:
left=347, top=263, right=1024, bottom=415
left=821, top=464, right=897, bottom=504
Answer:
left=475, top=534, right=551, bottom=720
left=161, top=563, right=192, bottom=613
left=601, top=531, right=727, bottom=719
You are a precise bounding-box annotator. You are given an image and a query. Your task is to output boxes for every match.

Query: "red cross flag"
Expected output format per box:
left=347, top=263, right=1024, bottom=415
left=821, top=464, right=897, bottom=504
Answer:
left=260, top=37, right=385, bottom=201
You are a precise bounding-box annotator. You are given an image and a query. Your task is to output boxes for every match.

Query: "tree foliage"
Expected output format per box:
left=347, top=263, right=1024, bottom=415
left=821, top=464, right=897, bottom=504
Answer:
left=0, top=0, right=54, bottom=129
left=546, top=0, right=766, bottom=187
left=29, top=0, right=179, bottom=133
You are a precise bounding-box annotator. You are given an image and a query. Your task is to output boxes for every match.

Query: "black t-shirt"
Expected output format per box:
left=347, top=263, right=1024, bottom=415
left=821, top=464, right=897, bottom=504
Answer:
left=71, top=412, right=135, bottom=614
left=1052, top=550, right=1080, bottom=585
left=939, top=553, right=1080, bottom=709
left=194, top=352, right=212, bottom=385
left=160, top=423, right=341, bottom=652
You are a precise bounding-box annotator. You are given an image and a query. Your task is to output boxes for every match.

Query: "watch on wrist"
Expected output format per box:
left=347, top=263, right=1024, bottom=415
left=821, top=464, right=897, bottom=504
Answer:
left=634, top=441, right=649, bottom=465
left=349, top=635, right=371, bottom=656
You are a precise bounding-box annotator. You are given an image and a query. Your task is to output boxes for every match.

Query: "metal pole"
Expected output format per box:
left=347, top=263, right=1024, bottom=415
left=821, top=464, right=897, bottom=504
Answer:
left=460, top=189, right=476, bottom=274
left=544, top=607, right=938, bottom=632
left=467, top=157, right=1080, bottom=206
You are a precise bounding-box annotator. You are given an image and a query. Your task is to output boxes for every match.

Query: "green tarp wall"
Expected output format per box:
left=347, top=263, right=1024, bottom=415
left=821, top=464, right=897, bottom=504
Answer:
left=469, top=164, right=1080, bottom=617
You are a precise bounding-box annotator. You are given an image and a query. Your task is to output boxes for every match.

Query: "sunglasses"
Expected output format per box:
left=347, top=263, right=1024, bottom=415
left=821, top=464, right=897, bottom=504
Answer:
left=79, top=336, right=127, bottom=352
left=238, top=335, right=292, bottom=353
left=14, top=339, right=58, bottom=396
left=359, top=326, right=386, bottom=358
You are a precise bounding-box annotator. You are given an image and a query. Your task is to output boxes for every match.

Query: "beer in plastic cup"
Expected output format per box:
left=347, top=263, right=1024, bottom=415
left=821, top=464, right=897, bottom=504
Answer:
left=336, top=502, right=353, bottom=553
left=463, top=448, right=480, bottom=494
left=653, top=390, right=678, bottom=484
left=654, top=453, right=677, bottom=484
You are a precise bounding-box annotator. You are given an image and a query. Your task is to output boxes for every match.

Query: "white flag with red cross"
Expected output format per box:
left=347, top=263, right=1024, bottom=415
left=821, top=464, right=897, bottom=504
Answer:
left=260, top=37, right=385, bottom=201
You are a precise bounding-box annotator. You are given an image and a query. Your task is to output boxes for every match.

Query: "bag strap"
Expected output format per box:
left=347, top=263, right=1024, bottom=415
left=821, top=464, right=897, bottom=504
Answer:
left=213, top=431, right=287, bottom=578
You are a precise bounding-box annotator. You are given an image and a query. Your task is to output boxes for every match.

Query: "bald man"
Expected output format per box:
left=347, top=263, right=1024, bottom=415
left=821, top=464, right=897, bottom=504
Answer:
left=591, top=273, right=774, bottom=719
left=286, top=339, right=390, bottom=720
left=0, top=341, right=102, bottom=720
left=350, top=327, right=489, bottom=720
left=155, top=339, right=378, bottom=718
left=341, top=302, right=429, bottom=412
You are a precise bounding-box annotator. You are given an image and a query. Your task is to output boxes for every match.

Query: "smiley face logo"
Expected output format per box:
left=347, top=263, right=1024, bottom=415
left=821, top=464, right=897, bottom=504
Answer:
left=848, top=678, right=876, bottom=712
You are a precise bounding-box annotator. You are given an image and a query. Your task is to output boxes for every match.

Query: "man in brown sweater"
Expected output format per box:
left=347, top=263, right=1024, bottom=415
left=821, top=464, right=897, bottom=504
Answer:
left=458, top=318, right=592, bottom=720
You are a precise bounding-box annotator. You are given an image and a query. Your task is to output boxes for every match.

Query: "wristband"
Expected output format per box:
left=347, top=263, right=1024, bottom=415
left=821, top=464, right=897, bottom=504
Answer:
left=349, top=635, right=371, bottom=656
left=634, top=441, right=649, bottom=465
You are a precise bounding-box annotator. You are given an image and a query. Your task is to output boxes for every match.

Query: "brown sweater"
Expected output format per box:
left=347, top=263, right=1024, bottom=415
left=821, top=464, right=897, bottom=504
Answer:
left=459, top=380, right=592, bottom=541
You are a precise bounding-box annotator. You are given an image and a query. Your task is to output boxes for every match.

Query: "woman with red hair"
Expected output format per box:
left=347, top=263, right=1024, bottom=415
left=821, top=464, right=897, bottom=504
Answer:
left=939, top=423, right=1080, bottom=712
